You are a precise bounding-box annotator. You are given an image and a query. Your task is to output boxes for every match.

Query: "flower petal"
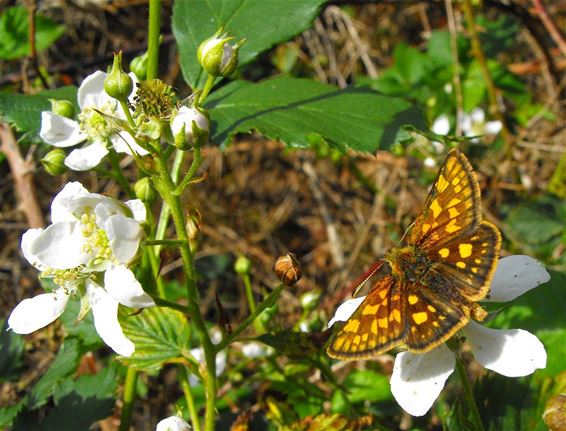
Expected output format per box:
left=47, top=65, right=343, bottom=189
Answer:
left=125, top=199, right=147, bottom=223
left=39, top=112, right=86, bottom=147
left=328, top=296, right=365, bottom=328
left=156, top=416, right=191, bottom=431
left=104, top=214, right=143, bottom=264
left=21, top=228, right=46, bottom=270
left=50, top=181, right=91, bottom=222
left=86, top=280, right=135, bottom=356
left=110, top=131, right=149, bottom=156
left=104, top=265, right=155, bottom=308
left=390, top=345, right=455, bottom=416
left=465, top=321, right=546, bottom=377
left=432, top=115, right=450, bottom=135
left=188, top=347, right=226, bottom=385
left=77, top=71, right=113, bottom=109
left=65, top=141, right=109, bottom=171
left=8, top=288, right=69, bottom=334
left=470, top=108, right=485, bottom=123
left=30, top=221, right=88, bottom=269
left=485, top=121, right=502, bottom=136
left=488, top=255, right=550, bottom=302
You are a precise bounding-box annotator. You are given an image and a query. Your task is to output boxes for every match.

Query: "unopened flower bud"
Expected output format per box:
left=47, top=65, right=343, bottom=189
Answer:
left=105, top=51, right=133, bottom=102
left=41, top=149, right=67, bottom=175
left=197, top=29, right=246, bottom=77
left=170, top=106, right=209, bottom=150
left=134, top=177, right=156, bottom=203
left=234, top=255, right=252, bottom=275
left=156, top=416, right=191, bottom=431
left=274, top=253, right=302, bottom=286
left=49, top=99, right=75, bottom=119
left=130, top=52, right=148, bottom=81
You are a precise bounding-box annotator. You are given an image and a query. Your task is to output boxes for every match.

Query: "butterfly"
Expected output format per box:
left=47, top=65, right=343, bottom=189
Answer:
left=327, top=149, right=501, bottom=360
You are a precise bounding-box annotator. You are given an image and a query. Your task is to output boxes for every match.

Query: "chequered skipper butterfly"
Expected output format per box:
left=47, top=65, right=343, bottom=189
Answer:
left=327, top=149, right=501, bottom=359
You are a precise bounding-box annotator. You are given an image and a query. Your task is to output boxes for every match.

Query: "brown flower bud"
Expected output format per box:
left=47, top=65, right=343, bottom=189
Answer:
left=544, top=393, right=566, bottom=431
left=274, top=253, right=302, bottom=286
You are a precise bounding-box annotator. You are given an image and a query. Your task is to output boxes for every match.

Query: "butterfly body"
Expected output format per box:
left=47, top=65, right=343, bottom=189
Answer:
left=327, top=149, right=501, bottom=360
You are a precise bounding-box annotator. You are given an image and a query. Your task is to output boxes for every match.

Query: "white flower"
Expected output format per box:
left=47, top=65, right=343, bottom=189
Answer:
left=156, top=416, right=191, bottom=431
left=170, top=106, right=209, bottom=149
left=188, top=328, right=226, bottom=386
left=242, top=341, right=273, bottom=359
left=8, top=182, right=154, bottom=356
left=329, top=255, right=550, bottom=416
left=461, top=108, right=502, bottom=142
left=431, top=115, right=450, bottom=136
left=40, top=71, right=148, bottom=171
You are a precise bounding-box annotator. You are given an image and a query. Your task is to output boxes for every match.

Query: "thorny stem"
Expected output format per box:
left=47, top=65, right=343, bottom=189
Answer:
left=118, top=367, right=138, bottom=431
left=154, top=146, right=217, bottom=431
left=455, top=355, right=485, bottom=431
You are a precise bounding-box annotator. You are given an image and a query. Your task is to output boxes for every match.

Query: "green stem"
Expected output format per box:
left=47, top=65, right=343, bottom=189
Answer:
left=179, top=365, right=202, bottom=431
left=119, top=367, right=138, bottom=431
left=154, top=151, right=217, bottom=431
left=147, top=0, right=162, bottom=80
left=242, top=273, right=263, bottom=334
left=217, top=283, right=284, bottom=351
left=107, top=151, right=134, bottom=198
left=175, top=145, right=202, bottom=195
left=119, top=100, right=136, bottom=129
left=196, top=74, right=217, bottom=107
left=152, top=296, right=190, bottom=314
left=455, top=355, right=485, bottom=431
left=144, top=239, right=186, bottom=247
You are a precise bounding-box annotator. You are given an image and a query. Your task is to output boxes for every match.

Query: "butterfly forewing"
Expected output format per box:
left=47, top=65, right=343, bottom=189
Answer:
left=328, top=275, right=405, bottom=359
left=409, top=150, right=481, bottom=249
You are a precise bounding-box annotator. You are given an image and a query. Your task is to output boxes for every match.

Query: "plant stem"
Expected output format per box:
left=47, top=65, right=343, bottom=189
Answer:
left=119, top=367, right=138, bottom=431
left=119, top=100, right=136, bottom=129
left=241, top=272, right=264, bottom=333
left=217, top=283, right=284, bottom=351
left=147, top=0, right=162, bottom=80
left=455, top=355, right=485, bottom=431
left=175, top=145, right=202, bottom=195
left=179, top=365, right=202, bottom=431
left=144, top=239, right=186, bottom=247
left=107, top=151, right=134, bottom=198
left=154, top=150, right=217, bottom=431
left=196, top=74, right=217, bottom=107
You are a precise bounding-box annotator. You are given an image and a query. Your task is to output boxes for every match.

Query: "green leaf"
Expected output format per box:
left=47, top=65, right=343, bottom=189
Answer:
left=331, top=369, right=391, bottom=413
left=119, top=306, right=191, bottom=371
left=172, top=0, right=325, bottom=88
left=0, top=86, right=77, bottom=134
left=29, top=338, right=82, bottom=408
left=205, top=77, right=424, bottom=152
left=505, top=206, right=563, bottom=246
left=0, top=6, right=65, bottom=60
left=0, top=319, right=25, bottom=382
left=0, top=400, right=26, bottom=429
left=60, top=297, right=101, bottom=350
left=53, top=366, right=118, bottom=403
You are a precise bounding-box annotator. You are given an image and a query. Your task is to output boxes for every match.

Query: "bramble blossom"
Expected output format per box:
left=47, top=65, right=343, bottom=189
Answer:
left=156, top=416, right=191, bottom=431
left=329, top=255, right=549, bottom=416
left=8, top=182, right=154, bottom=356
left=40, top=70, right=147, bottom=171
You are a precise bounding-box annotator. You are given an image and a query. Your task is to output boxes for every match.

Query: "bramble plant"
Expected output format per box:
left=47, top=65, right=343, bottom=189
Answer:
left=0, top=2, right=564, bottom=431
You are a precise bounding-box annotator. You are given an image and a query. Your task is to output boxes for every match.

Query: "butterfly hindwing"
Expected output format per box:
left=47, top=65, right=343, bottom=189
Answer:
left=328, top=275, right=405, bottom=359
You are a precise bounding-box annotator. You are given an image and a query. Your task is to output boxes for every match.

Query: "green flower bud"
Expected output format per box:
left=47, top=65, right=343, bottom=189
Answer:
left=137, top=116, right=163, bottom=140
left=234, top=255, right=252, bottom=275
left=197, top=29, right=246, bottom=77
left=170, top=106, right=209, bottom=150
left=104, top=51, right=133, bottom=102
left=130, top=52, right=148, bottom=81
left=49, top=99, right=75, bottom=119
left=134, top=177, right=157, bottom=203
left=41, top=149, right=67, bottom=175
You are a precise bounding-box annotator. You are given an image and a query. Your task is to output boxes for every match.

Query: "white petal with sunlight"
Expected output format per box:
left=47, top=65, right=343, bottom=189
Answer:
left=465, top=321, right=546, bottom=377
left=65, top=141, right=109, bottom=171
left=489, top=255, right=550, bottom=302
left=8, top=288, right=69, bottom=334
left=87, top=280, right=135, bottom=357
left=30, top=222, right=88, bottom=269
left=77, top=71, right=112, bottom=109
left=39, top=112, right=86, bottom=147
left=111, top=131, right=149, bottom=156
left=125, top=199, right=147, bottom=223
left=105, top=215, right=143, bottom=263
left=104, top=265, right=155, bottom=308
left=328, top=296, right=365, bottom=328
left=21, top=228, right=46, bottom=270
left=51, top=181, right=89, bottom=223
left=390, top=345, right=455, bottom=416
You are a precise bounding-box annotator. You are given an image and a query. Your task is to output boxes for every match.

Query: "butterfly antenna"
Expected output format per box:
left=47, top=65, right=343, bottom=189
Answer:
left=349, top=260, right=384, bottom=297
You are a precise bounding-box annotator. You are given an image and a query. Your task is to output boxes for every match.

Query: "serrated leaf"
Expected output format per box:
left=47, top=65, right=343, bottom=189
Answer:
left=60, top=297, right=102, bottom=350
left=205, top=77, right=424, bottom=151
left=0, top=86, right=77, bottom=134
left=505, top=206, right=563, bottom=246
left=172, top=0, right=325, bottom=88
left=53, top=366, right=117, bottom=403
left=0, top=400, right=26, bottom=428
left=0, top=6, right=65, bottom=60
left=0, top=319, right=25, bottom=382
left=29, top=338, right=82, bottom=408
left=119, top=306, right=191, bottom=371
left=331, top=369, right=391, bottom=413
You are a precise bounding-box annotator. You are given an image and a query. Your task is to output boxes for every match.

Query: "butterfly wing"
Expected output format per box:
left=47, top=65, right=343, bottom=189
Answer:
left=327, top=275, right=406, bottom=360
left=408, top=149, right=481, bottom=250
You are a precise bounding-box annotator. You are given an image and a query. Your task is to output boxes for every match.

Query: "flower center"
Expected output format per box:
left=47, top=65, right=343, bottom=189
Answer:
left=80, top=210, right=114, bottom=266
left=42, top=267, right=83, bottom=292
left=78, top=100, right=118, bottom=142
